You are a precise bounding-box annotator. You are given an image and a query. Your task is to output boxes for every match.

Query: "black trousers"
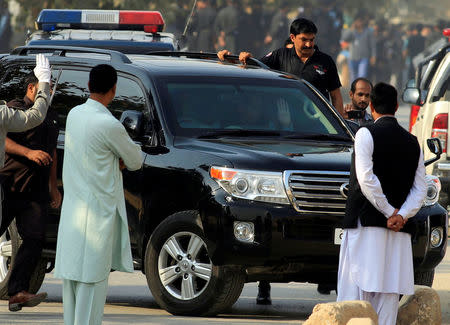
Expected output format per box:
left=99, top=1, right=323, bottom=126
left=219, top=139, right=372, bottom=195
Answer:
left=0, top=192, right=47, bottom=296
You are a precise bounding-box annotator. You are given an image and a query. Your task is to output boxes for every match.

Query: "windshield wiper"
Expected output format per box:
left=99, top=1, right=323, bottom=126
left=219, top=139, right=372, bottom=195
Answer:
left=283, top=133, right=352, bottom=142
left=198, top=130, right=280, bottom=139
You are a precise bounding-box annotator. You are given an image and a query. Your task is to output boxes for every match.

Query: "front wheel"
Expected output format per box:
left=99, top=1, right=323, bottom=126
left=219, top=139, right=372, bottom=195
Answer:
left=145, top=211, right=245, bottom=316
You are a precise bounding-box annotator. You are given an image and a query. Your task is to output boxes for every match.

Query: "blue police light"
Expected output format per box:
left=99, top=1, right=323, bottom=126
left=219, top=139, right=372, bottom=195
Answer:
left=37, top=10, right=82, bottom=32
left=35, top=9, right=165, bottom=33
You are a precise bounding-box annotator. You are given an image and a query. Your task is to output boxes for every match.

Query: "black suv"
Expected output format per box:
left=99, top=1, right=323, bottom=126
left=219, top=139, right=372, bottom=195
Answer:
left=0, top=46, right=447, bottom=316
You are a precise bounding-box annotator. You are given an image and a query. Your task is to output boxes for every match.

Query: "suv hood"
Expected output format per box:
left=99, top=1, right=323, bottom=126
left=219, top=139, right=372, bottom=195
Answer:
left=174, top=137, right=352, bottom=172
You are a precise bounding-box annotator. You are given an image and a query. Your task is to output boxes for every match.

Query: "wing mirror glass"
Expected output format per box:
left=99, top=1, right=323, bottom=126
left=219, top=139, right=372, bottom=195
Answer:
left=402, top=88, right=420, bottom=105
left=120, top=110, right=145, bottom=140
left=424, top=138, right=442, bottom=166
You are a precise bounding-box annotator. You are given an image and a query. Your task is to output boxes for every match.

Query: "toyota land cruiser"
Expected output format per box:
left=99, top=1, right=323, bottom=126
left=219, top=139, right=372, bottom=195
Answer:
left=0, top=46, right=447, bottom=316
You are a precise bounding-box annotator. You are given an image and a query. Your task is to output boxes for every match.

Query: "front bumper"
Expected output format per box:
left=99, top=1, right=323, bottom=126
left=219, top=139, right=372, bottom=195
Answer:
left=200, top=189, right=448, bottom=280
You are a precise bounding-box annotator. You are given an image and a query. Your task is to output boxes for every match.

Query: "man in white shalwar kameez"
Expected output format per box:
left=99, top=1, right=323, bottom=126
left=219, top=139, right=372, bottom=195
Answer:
left=337, top=82, right=427, bottom=325
left=54, top=64, right=142, bottom=325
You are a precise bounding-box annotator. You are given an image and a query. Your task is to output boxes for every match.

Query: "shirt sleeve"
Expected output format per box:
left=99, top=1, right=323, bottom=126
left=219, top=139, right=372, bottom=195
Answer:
left=326, top=57, right=342, bottom=92
left=0, top=83, right=50, bottom=132
left=260, top=49, right=281, bottom=70
left=104, top=119, right=143, bottom=171
left=354, top=127, right=396, bottom=218
left=398, top=149, right=427, bottom=219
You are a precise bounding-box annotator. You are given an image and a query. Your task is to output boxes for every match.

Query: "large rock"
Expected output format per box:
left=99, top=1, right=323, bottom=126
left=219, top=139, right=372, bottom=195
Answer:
left=347, top=318, right=377, bottom=325
left=303, top=300, right=378, bottom=325
left=397, top=285, right=441, bottom=325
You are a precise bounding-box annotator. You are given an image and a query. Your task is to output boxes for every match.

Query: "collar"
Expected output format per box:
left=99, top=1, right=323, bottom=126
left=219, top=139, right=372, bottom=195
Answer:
left=86, top=98, right=113, bottom=116
left=374, top=115, right=396, bottom=123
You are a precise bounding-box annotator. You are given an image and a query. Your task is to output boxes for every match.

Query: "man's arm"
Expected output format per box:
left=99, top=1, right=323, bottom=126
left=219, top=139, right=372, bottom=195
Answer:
left=354, top=127, right=396, bottom=218
left=105, top=120, right=143, bottom=171
left=0, top=55, right=51, bottom=132
left=5, top=137, right=52, bottom=166
left=397, top=150, right=427, bottom=219
left=330, top=88, right=344, bottom=117
left=49, top=148, right=62, bottom=209
left=0, top=83, right=50, bottom=132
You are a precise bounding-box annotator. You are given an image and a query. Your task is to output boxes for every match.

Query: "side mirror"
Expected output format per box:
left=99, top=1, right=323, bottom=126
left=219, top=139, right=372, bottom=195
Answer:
left=424, top=138, right=442, bottom=166
left=402, top=88, right=420, bottom=105
left=120, top=110, right=145, bottom=139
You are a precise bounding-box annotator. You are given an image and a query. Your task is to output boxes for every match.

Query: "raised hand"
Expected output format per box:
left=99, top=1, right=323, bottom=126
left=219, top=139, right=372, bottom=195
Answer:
left=33, top=54, right=51, bottom=83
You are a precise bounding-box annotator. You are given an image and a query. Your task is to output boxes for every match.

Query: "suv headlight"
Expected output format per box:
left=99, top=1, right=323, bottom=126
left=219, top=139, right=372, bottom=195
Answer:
left=210, top=166, right=289, bottom=204
left=423, top=175, right=441, bottom=206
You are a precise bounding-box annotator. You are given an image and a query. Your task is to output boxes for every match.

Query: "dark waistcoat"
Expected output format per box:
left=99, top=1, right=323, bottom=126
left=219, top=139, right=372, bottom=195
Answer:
left=343, top=116, right=420, bottom=229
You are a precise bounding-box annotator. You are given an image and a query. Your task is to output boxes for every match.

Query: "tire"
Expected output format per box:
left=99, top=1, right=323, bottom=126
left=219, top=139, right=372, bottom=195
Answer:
left=414, top=269, right=435, bottom=287
left=0, top=221, right=47, bottom=299
left=145, top=211, right=245, bottom=316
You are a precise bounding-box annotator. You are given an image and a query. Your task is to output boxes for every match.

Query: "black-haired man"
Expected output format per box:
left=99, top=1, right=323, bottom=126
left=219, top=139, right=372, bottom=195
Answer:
left=218, top=18, right=344, bottom=117
left=337, top=83, right=427, bottom=324
left=344, top=77, right=374, bottom=126
left=0, top=73, right=60, bottom=312
left=0, top=53, right=51, bottom=312
left=219, top=17, right=345, bottom=304
left=54, top=64, right=143, bottom=325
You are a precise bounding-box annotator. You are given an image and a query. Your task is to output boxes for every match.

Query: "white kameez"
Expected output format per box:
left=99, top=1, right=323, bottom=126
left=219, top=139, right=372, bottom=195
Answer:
left=337, top=117, right=427, bottom=325
left=337, top=220, right=414, bottom=296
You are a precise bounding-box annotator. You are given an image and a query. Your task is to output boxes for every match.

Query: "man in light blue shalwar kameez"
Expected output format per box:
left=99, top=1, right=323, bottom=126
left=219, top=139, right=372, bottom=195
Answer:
left=54, top=64, right=142, bottom=325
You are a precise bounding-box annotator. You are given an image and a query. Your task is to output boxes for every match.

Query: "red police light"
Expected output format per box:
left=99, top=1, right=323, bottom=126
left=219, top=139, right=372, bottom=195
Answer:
left=119, top=11, right=165, bottom=33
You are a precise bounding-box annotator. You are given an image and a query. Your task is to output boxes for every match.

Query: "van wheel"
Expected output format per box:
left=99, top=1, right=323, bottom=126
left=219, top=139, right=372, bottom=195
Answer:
left=414, top=269, right=435, bottom=287
left=0, top=222, right=47, bottom=299
left=145, top=211, right=245, bottom=316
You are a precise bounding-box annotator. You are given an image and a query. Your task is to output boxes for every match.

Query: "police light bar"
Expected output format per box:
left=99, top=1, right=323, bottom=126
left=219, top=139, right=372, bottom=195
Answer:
left=36, top=9, right=165, bottom=33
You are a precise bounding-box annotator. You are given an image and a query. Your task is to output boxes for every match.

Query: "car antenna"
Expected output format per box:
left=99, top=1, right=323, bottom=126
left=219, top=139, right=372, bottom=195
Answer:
left=181, top=0, right=198, bottom=43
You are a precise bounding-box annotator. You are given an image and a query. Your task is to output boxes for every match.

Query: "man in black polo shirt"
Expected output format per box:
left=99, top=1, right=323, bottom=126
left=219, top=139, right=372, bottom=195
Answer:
left=218, top=18, right=344, bottom=117
left=218, top=17, right=345, bottom=305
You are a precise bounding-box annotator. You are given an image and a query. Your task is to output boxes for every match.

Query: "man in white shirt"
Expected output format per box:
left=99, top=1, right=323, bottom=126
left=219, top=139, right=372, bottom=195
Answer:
left=337, top=82, right=427, bottom=325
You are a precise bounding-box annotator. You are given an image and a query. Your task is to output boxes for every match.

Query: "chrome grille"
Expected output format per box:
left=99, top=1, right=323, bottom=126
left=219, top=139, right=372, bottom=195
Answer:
left=284, top=170, right=350, bottom=215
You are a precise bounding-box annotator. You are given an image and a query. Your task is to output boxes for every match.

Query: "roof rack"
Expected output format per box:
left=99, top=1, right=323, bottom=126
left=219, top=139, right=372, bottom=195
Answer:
left=145, top=51, right=268, bottom=69
left=11, top=45, right=132, bottom=64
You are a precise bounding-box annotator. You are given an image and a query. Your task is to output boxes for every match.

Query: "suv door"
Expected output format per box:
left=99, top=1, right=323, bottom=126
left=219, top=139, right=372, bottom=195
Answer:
left=419, top=53, right=450, bottom=174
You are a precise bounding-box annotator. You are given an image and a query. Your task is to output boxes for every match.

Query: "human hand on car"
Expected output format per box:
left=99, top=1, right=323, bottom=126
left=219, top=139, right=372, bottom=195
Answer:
left=217, top=49, right=232, bottom=61
left=34, top=54, right=51, bottom=83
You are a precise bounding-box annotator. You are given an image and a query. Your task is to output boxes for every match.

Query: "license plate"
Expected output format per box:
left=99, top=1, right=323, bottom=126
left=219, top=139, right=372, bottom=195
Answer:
left=334, top=228, right=344, bottom=245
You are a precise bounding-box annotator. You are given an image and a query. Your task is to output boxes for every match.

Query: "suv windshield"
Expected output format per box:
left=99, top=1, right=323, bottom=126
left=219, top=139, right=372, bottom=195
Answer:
left=156, top=77, right=349, bottom=139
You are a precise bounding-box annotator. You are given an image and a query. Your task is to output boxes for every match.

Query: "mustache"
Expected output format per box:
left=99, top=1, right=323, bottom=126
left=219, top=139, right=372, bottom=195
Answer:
left=302, top=47, right=313, bottom=50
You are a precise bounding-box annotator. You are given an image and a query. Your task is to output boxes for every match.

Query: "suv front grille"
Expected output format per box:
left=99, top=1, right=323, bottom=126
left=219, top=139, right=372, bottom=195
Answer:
left=284, top=170, right=350, bottom=215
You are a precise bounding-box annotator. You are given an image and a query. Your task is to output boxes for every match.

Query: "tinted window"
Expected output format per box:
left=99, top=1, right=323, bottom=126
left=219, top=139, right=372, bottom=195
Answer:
left=0, top=65, right=33, bottom=100
left=51, top=69, right=89, bottom=128
left=110, top=76, right=147, bottom=118
left=155, top=77, right=347, bottom=138
left=51, top=69, right=147, bottom=128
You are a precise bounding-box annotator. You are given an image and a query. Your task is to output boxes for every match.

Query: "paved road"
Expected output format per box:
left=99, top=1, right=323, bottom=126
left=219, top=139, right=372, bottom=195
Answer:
left=1, top=104, right=438, bottom=325
left=0, top=239, right=449, bottom=325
